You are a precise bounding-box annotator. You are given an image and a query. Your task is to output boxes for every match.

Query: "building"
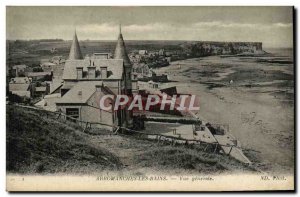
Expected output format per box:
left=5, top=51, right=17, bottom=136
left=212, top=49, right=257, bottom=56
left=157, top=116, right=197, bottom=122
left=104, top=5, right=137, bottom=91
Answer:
left=132, top=63, right=151, bottom=79
left=158, top=49, right=165, bottom=56
left=40, top=62, right=57, bottom=72
left=56, top=26, right=133, bottom=129
left=8, top=77, right=32, bottom=98
left=34, top=86, right=48, bottom=97
left=11, top=65, right=27, bottom=77
left=138, top=50, right=148, bottom=55
left=26, top=72, right=52, bottom=81
left=56, top=81, right=118, bottom=129
left=160, top=86, right=177, bottom=96
left=35, top=93, right=61, bottom=112
left=51, top=56, right=66, bottom=65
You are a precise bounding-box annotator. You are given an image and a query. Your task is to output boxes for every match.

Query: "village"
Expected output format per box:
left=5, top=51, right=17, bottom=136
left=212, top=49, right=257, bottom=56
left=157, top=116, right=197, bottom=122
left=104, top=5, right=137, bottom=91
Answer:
left=6, top=26, right=269, bottom=166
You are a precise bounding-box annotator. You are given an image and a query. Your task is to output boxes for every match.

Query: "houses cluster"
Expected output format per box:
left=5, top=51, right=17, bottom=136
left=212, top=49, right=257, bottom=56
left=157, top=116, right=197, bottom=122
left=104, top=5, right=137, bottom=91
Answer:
left=129, top=48, right=183, bottom=82
left=129, top=49, right=169, bottom=68
left=8, top=53, right=66, bottom=100
left=8, top=27, right=135, bottom=129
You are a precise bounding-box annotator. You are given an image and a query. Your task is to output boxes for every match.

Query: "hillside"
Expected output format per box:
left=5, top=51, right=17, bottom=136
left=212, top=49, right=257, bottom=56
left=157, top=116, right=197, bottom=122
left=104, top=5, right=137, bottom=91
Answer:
left=6, top=105, right=122, bottom=174
left=6, top=105, right=255, bottom=175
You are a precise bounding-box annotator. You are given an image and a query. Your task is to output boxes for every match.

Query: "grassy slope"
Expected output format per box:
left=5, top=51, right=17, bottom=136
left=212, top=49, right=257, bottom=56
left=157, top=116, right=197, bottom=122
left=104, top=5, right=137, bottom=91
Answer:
left=7, top=105, right=254, bottom=175
left=6, top=105, right=122, bottom=174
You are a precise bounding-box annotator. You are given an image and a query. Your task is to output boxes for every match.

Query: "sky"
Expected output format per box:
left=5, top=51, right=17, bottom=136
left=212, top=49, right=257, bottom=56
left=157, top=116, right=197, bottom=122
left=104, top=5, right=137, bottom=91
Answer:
left=6, top=6, right=293, bottom=48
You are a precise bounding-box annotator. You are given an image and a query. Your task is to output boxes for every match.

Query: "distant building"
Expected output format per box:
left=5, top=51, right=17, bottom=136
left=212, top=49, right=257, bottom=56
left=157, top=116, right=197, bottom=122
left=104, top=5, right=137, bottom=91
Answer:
left=34, top=86, right=48, bottom=97
left=129, top=54, right=142, bottom=63
left=40, top=62, right=57, bottom=72
left=35, top=93, right=61, bottom=112
left=148, top=80, right=159, bottom=89
left=26, top=72, right=52, bottom=81
left=12, top=65, right=27, bottom=77
left=151, top=72, right=168, bottom=82
left=158, top=49, right=165, bottom=56
left=165, top=51, right=174, bottom=57
left=138, top=50, right=148, bottom=55
left=132, top=63, right=151, bottom=78
left=160, top=86, right=177, bottom=96
left=8, top=77, right=32, bottom=98
left=51, top=56, right=66, bottom=65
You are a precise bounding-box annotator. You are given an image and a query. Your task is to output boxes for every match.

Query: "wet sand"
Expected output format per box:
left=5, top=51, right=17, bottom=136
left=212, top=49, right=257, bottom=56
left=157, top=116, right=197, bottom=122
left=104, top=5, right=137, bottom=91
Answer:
left=153, top=54, right=294, bottom=174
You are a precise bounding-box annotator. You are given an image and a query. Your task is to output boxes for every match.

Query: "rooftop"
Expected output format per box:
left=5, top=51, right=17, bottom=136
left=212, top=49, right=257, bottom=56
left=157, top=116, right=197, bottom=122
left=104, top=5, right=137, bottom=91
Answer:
left=9, top=83, right=30, bottom=92
left=9, top=77, right=31, bottom=84
left=35, top=86, right=47, bottom=92
left=12, top=64, right=27, bottom=69
left=62, top=58, right=124, bottom=80
left=114, top=25, right=131, bottom=67
left=69, top=30, right=83, bottom=60
left=27, top=72, right=52, bottom=77
left=56, top=81, right=103, bottom=104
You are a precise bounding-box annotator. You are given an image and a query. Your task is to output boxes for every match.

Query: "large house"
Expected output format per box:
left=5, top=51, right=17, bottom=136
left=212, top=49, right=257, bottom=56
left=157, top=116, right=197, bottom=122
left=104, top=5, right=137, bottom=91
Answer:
left=56, top=27, right=133, bottom=129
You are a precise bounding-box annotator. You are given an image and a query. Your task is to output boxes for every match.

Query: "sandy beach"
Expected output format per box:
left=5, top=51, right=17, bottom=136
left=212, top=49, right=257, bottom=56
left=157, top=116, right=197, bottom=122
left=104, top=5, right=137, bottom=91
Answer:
left=152, top=52, right=294, bottom=174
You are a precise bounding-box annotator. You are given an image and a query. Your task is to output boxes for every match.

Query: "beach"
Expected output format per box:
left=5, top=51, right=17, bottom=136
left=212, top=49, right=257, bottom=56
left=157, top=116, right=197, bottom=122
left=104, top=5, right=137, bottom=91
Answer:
left=153, top=50, right=294, bottom=174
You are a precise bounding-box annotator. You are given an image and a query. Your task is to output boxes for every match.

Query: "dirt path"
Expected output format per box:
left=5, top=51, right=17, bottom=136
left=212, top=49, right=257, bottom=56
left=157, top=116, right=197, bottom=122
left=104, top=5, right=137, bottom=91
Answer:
left=87, top=135, right=155, bottom=170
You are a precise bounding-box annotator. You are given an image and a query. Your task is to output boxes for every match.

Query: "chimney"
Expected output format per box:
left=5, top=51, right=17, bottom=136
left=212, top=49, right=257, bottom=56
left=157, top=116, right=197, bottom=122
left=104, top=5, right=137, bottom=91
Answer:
left=87, top=66, right=96, bottom=79
left=76, top=67, right=83, bottom=79
left=100, top=66, right=107, bottom=79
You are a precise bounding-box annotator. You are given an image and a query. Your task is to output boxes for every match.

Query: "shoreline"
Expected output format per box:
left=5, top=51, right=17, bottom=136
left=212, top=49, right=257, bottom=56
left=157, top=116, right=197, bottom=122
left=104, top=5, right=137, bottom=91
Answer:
left=153, top=55, right=294, bottom=174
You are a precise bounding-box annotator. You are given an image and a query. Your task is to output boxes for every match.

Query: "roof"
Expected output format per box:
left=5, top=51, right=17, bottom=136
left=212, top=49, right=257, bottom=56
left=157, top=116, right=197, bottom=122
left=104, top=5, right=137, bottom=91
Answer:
left=13, top=64, right=27, bottom=69
left=57, top=81, right=109, bottom=104
left=49, top=80, right=63, bottom=94
left=35, top=93, right=61, bottom=112
left=61, top=83, right=74, bottom=90
left=27, top=72, right=52, bottom=77
left=45, top=93, right=61, bottom=99
left=35, top=86, right=47, bottom=92
left=11, top=91, right=31, bottom=98
left=56, top=81, right=103, bottom=104
left=62, top=58, right=124, bottom=80
left=10, top=77, right=31, bottom=84
left=69, top=31, right=83, bottom=60
left=139, top=50, right=148, bottom=54
left=9, top=83, right=30, bottom=91
left=41, top=62, right=57, bottom=66
left=114, top=27, right=131, bottom=67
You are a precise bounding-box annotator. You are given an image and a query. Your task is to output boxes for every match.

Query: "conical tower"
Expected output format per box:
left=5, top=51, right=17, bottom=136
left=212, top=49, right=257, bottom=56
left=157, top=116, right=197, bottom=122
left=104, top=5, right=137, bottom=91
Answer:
left=69, top=30, right=83, bottom=60
left=114, top=25, right=132, bottom=92
left=114, top=25, right=133, bottom=128
left=114, top=25, right=131, bottom=68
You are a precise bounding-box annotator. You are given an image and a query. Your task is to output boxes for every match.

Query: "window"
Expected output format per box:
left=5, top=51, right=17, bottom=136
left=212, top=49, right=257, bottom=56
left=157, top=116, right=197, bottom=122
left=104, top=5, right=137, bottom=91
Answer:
left=66, top=108, right=79, bottom=122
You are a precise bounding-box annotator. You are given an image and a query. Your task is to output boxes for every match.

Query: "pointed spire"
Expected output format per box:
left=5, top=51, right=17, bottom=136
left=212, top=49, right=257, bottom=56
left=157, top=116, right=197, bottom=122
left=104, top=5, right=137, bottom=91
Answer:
left=114, top=25, right=131, bottom=67
left=69, top=29, right=83, bottom=60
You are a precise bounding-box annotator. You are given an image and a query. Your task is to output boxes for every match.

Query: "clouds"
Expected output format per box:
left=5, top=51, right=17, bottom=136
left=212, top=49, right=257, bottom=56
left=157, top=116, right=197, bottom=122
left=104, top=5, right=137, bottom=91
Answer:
left=6, top=7, right=293, bottom=48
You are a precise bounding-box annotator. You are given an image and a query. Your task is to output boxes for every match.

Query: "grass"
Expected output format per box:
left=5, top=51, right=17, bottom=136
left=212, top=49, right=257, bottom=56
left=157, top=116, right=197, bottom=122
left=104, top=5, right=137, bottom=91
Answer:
left=135, top=146, right=255, bottom=174
left=6, top=105, right=122, bottom=174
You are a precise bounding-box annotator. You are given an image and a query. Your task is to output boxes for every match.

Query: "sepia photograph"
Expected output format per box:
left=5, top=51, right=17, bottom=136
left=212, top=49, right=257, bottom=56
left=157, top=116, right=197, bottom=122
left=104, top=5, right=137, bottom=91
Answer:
left=5, top=6, right=295, bottom=191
